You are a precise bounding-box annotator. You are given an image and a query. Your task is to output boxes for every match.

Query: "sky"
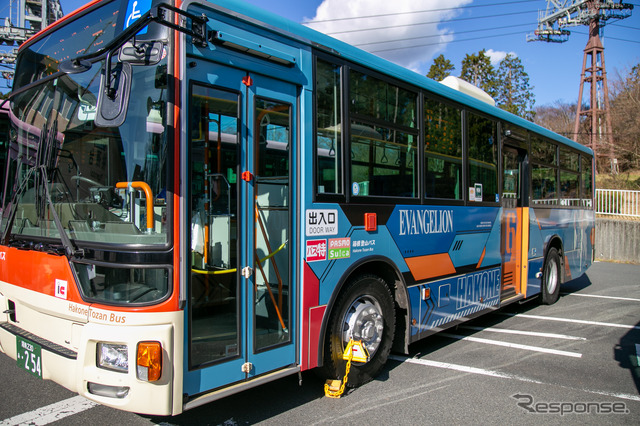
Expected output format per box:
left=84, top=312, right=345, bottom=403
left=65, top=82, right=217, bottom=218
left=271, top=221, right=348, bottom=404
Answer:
left=2, top=0, right=639, bottom=106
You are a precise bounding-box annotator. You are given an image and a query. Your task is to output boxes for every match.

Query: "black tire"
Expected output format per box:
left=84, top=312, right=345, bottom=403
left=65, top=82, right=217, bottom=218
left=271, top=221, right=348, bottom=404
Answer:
left=541, top=247, right=561, bottom=305
left=320, top=274, right=395, bottom=388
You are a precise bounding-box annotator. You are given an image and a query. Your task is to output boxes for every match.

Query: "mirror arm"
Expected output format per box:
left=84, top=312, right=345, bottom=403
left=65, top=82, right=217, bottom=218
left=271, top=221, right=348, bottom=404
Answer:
left=104, top=49, right=116, bottom=99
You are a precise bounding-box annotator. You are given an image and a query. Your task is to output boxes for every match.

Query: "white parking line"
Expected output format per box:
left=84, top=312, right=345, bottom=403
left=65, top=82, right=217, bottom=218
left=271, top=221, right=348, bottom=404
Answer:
left=389, top=355, right=640, bottom=402
left=459, top=325, right=587, bottom=341
left=440, top=333, right=583, bottom=358
left=0, top=396, right=98, bottom=426
left=498, top=313, right=640, bottom=330
left=389, top=355, right=544, bottom=383
left=561, top=293, right=640, bottom=302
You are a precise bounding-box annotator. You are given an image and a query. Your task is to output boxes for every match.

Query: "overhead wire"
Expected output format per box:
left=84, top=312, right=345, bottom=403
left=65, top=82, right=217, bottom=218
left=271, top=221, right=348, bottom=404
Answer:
left=354, top=22, right=534, bottom=48
left=303, top=0, right=540, bottom=25
left=318, top=10, right=539, bottom=36
left=317, top=9, right=639, bottom=52
left=608, top=23, right=640, bottom=31
left=302, top=0, right=639, bottom=51
left=369, top=31, right=529, bottom=54
left=572, top=30, right=640, bottom=44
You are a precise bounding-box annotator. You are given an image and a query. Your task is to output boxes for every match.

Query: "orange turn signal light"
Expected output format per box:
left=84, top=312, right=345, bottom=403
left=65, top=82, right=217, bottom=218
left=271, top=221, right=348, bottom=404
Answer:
left=137, top=341, right=162, bottom=382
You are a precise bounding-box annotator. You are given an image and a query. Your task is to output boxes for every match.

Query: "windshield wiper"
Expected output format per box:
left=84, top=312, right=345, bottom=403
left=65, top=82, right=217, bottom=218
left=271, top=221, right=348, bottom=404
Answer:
left=1, top=165, right=36, bottom=246
left=37, top=164, right=84, bottom=259
left=35, top=111, right=84, bottom=259
left=1, top=134, right=84, bottom=259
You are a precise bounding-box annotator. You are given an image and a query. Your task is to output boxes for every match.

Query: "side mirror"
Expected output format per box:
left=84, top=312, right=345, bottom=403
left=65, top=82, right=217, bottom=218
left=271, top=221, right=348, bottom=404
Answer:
left=95, top=52, right=132, bottom=128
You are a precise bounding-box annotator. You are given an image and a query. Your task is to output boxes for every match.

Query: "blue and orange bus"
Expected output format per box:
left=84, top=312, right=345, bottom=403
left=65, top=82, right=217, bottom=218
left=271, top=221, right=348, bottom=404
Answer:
left=0, top=0, right=594, bottom=415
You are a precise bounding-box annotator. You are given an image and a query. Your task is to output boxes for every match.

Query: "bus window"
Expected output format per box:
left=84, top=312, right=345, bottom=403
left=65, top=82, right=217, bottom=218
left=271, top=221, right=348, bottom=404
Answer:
left=254, top=98, right=291, bottom=351
left=467, top=113, right=498, bottom=203
left=581, top=156, right=593, bottom=207
left=560, top=148, right=579, bottom=171
left=348, top=69, right=417, bottom=198
left=5, top=60, right=169, bottom=246
left=531, top=136, right=557, bottom=165
left=532, top=164, right=558, bottom=205
left=560, top=147, right=580, bottom=205
left=188, top=84, right=241, bottom=367
left=424, top=97, right=462, bottom=200
left=350, top=122, right=417, bottom=198
left=316, top=59, right=342, bottom=195
left=0, top=105, right=8, bottom=206
left=560, top=170, right=580, bottom=206
left=349, top=70, right=417, bottom=128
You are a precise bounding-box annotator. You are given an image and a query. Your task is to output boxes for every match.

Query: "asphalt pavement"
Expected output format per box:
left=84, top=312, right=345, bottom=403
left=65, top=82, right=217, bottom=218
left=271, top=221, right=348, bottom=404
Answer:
left=1, top=261, right=639, bottom=425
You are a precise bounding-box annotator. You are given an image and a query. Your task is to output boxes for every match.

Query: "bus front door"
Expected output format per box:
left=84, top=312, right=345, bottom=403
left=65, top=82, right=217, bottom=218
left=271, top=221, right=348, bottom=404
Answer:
left=185, top=64, right=296, bottom=397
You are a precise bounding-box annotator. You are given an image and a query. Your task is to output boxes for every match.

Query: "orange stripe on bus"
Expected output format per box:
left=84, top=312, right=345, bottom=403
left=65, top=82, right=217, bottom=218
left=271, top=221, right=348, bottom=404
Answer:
left=476, top=247, right=486, bottom=269
left=520, top=208, right=530, bottom=297
left=564, top=255, right=572, bottom=281
left=405, top=253, right=456, bottom=281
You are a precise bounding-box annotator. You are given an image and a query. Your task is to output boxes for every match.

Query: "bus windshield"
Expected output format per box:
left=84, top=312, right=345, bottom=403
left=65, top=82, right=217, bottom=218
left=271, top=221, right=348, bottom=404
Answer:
left=2, top=35, right=169, bottom=247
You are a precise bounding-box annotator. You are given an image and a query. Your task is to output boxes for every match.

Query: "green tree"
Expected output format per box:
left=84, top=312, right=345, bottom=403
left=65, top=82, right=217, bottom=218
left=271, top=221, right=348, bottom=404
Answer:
left=495, top=54, right=535, bottom=121
left=459, top=49, right=497, bottom=98
left=427, top=54, right=455, bottom=81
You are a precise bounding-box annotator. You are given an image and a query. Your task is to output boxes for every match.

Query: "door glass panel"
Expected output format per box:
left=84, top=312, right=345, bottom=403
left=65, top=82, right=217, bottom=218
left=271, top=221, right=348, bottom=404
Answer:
left=254, top=98, right=290, bottom=351
left=189, top=85, right=240, bottom=367
left=502, top=148, right=520, bottom=208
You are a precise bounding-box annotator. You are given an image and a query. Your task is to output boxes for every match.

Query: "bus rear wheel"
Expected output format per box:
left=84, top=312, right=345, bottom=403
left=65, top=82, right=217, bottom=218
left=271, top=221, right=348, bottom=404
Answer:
left=321, top=274, right=395, bottom=388
left=541, top=247, right=561, bottom=305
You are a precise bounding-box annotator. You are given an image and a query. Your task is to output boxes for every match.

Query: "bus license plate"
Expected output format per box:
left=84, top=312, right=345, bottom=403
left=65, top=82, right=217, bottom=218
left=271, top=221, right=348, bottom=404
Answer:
left=16, top=336, right=42, bottom=379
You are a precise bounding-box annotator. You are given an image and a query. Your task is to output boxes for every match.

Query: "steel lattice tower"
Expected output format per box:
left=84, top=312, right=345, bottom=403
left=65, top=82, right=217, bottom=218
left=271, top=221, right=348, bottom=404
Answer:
left=528, top=0, right=633, bottom=173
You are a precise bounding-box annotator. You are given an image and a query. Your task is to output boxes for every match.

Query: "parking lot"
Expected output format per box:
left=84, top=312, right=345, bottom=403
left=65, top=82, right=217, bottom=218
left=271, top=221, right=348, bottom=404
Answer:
left=1, top=261, right=639, bottom=425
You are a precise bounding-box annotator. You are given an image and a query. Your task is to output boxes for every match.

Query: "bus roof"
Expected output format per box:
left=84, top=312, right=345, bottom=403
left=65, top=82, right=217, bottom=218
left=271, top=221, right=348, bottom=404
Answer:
left=23, top=0, right=591, bottom=156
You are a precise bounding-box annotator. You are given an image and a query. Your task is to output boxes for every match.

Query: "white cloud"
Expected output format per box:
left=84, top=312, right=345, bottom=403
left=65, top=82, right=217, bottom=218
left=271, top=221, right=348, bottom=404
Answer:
left=305, top=0, right=472, bottom=73
left=486, top=49, right=517, bottom=66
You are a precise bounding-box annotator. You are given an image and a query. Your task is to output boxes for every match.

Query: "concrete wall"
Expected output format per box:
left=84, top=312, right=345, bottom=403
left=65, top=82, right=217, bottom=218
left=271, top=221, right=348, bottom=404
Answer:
left=596, top=218, right=640, bottom=264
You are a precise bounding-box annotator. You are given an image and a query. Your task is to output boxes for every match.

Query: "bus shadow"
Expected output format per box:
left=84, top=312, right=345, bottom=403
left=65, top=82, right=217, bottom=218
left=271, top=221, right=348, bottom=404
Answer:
left=147, top=274, right=596, bottom=424
left=147, top=370, right=327, bottom=425
left=401, top=272, right=594, bottom=358
left=559, top=270, right=593, bottom=294
left=614, top=321, right=640, bottom=394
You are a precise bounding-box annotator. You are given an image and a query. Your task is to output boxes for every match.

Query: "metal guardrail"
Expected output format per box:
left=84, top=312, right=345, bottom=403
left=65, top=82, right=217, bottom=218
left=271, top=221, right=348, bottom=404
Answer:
left=595, top=189, right=640, bottom=218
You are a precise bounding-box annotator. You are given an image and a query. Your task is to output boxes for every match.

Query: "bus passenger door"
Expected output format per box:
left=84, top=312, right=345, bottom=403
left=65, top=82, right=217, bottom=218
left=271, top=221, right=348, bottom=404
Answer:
left=184, top=64, right=295, bottom=397
left=245, top=73, right=295, bottom=375
left=500, top=146, right=528, bottom=301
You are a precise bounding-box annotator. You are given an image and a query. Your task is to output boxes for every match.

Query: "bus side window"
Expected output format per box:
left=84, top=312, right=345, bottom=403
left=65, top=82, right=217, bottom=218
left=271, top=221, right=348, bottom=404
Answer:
left=531, top=137, right=558, bottom=205
left=316, top=59, right=343, bottom=195
left=467, top=113, right=498, bottom=203
left=348, top=69, right=418, bottom=199
left=581, top=156, right=593, bottom=207
left=424, top=97, right=462, bottom=200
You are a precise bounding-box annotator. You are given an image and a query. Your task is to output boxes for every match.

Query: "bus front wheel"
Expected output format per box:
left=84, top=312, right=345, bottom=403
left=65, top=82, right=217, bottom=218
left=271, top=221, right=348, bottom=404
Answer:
left=541, top=247, right=561, bottom=305
left=321, top=274, right=395, bottom=387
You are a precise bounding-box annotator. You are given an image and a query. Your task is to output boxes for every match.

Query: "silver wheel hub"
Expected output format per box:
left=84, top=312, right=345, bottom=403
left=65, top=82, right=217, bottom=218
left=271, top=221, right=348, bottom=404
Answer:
left=342, top=296, right=384, bottom=358
left=546, top=258, right=558, bottom=294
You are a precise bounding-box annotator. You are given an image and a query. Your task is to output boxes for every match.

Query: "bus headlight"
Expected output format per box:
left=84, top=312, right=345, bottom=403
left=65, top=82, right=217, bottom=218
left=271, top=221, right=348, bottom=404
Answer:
left=137, top=341, right=162, bottom=382
left=97, top=343, right=128, bottom=373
